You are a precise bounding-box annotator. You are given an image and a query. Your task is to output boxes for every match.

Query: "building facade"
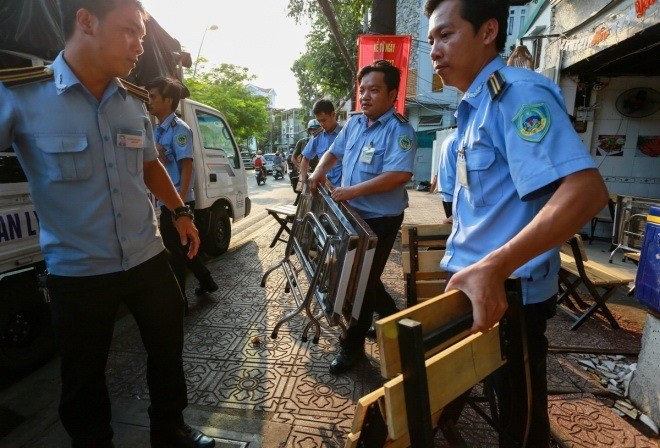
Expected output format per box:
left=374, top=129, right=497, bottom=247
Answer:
left=280, top=108, right=307, bottom=151
left=523, top=0, right=659, bottom=199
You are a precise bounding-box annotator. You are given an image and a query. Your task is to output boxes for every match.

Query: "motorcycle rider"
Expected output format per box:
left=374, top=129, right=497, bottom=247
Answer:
left=254, top=150, right=266, bottom=184
left=272, top=151, right=284, bottom=178
left=254, top=150, right=266, bottom=176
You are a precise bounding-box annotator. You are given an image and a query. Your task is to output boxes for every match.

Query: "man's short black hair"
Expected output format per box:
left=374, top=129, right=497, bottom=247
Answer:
left=424, top=0, right=509, bottom=53
left=145, top=77, right=190, bottom=112
left=60, top=0, right=147, bottom=40
left=357, top=60, right=400, bottom=92
left=312, top=99, right=335, bottom=116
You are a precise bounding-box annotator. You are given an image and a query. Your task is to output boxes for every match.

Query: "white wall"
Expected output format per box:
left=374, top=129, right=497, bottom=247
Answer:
left=590, top=76, right=660, bottom=199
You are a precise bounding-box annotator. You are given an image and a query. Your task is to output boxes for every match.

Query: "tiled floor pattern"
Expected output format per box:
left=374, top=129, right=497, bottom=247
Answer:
left=104, top=217, right=651, bottom=447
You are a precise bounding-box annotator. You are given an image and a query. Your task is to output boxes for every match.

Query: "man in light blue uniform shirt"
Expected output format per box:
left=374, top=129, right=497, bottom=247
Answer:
left=426, top=0, right=608, bottom=446
left=0, top=1, right=214, bottom=446
left=309, top=61, right=416, bottom=374
left=146, top=76, right=218, bottom=299
left=300, top=99, right=343, bottom=186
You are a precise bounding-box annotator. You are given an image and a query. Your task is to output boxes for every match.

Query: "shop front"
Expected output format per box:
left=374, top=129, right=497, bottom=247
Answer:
left=541, top=0, right=660, bottom=202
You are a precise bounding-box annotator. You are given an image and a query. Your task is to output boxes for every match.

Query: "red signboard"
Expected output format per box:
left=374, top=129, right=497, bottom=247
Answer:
left=356, top=35, right=412, bottom=116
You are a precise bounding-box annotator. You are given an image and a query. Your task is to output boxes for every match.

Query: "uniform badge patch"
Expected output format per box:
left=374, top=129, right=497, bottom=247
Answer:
left=175, top=133, right=188, bottom=146
left=399, top=135, right=412, bottom=151
left=512, top=103, right=551, bottom=142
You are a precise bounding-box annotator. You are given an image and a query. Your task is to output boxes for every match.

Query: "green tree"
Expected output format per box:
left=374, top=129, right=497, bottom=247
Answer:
left=288, top=0, right=369, bottom=111
left=185, top=63, right=269, bottom=146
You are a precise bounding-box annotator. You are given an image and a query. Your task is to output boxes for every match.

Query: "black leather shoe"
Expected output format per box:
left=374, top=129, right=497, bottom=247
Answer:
left=195, top=277, right=218, bottom=295
left=365, top=326, right=377, bottom=339
left=329, top=345, right=365, bottom=375
left=151, top=424, right=215, bottom=447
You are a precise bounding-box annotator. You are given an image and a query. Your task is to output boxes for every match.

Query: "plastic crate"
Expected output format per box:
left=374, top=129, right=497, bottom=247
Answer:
left=635, top=205, right=660, bottom=313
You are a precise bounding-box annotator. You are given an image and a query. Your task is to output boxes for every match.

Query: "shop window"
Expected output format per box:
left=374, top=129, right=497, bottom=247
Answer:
left=419, top=115, right=443, bottom=126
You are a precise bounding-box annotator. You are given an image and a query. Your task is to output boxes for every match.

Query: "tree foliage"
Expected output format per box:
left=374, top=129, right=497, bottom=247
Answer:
left=288, top=0, right=370, bottom=111
left=185, top=63, right=269, bottom=146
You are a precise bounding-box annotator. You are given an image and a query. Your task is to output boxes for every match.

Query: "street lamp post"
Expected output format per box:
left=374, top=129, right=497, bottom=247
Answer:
left=192, top=25, right=218, bottom=78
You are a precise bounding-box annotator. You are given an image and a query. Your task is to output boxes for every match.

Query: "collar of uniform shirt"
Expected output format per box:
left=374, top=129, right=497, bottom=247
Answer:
left=461, top=56, right=505, bottom=107
left=157, top=112, right=177, bottom=132
left=53, top=51, right=124, bottom=102
left=360, top=107, right=396, bottom=128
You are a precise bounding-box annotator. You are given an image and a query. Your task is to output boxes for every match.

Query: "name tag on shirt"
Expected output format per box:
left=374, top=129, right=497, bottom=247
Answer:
left=457, top=147, right=468, bottom=187
left=359, top=144, right=375, bottom=164
left=116, top=128, right=144, bottom=149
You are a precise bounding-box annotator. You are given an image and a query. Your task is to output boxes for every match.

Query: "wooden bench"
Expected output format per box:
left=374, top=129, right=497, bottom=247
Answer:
left=265, top=204, right=297, bottom=248
left=400, top=224, right=452, bottom=307
left=344, top=280, right=530, bottom=447
left=558, top=234, right=635, bottom=330
left=623, top=251, right=640, bottom=265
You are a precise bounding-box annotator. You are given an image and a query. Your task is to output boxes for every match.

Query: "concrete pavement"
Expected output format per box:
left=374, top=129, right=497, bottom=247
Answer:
left=0, top=181, right=656, bottom=447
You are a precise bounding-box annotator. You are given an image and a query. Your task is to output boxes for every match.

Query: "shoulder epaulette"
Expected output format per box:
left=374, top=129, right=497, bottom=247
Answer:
left=311, top=127, right=323, bottom=137
left=0, top=65, right=54, bottom=88
left=393, top=112, right=408, bottom=123
left=119, top=79, right=150, bottom=103
left=487, top=70, right=508, bottom=101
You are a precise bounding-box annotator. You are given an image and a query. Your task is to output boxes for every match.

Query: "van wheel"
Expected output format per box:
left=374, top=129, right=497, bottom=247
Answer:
left=0, top=272, right=57, bottom=375
left=203, top=205, right=231, bottom=257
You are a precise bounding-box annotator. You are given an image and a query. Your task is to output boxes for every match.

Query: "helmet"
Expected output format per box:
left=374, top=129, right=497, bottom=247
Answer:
left=257, top=150, right=263, bottom=155
left=307, top=119, right=320, bottom=129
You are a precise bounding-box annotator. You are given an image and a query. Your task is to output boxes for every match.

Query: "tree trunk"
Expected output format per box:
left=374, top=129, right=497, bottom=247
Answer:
left=370, top=0, right=397, bottom=35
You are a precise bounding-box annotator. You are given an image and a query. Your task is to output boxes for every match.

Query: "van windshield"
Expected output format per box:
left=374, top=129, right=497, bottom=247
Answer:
left=196, top=112, right=240, bottom=169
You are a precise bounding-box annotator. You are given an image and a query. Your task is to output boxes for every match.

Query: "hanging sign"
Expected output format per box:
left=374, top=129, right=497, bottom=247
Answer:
left=356, top=35, right=412, bottom=116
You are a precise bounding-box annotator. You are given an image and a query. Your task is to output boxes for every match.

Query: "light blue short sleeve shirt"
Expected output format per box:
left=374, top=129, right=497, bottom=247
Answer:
left=155, top=113, right=195, bottom=205
left=441, top=57, right=597, bottom=304
left=439, top=131, right=458, bottom=202
left=329, top=108, right=416, bottom=219
left=0, top=52, right=164, bottom=276
left=302, top=124, right=343, bottom=186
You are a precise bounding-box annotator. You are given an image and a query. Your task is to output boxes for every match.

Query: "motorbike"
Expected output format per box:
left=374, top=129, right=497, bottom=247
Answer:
left=273, top=164, right=285, bottom=180
left=255, top=167, right=267, bottom=186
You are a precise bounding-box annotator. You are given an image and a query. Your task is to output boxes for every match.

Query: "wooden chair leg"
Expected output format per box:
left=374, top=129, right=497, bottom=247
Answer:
left=558, top=273, right=585, bottom=311
left=587, top=285, right=620, bottom=329
left=570, top=286, right=620, bottom=330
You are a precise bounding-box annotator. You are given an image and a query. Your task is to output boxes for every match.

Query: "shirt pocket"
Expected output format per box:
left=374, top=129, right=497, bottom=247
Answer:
left=123, top=146, right=144, bottom=176
left=358, top=152, right=383, bottom=176
left=35, top=134, right=92, bottom=182
left=465, top=149, right=502, bottom=207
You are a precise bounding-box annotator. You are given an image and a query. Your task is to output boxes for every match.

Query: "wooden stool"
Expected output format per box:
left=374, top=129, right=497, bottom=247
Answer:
left=265, top=204, right=297, bottom=248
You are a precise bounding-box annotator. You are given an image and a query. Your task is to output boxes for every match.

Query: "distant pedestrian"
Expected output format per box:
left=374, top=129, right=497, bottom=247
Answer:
left=290, top=119, right=321, bottom=192
left=146, top=76, right=218, bottom=298
left=0, top=0, right=215, bottom=446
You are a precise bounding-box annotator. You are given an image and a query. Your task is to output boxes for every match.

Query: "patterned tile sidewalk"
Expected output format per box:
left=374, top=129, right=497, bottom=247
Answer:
left=102, top=191, right=655, bottom=447
left=1, top=190, right=655, bottom=447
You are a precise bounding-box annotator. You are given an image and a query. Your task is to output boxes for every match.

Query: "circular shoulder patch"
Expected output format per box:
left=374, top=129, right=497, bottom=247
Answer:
left=175, top=133, right=189, bottom=147
left=398, top=135, right=412, bottom=151
left=512, top=103, right=551, bottom=142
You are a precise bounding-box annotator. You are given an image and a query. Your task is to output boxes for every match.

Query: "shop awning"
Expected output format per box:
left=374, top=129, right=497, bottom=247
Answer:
left=564, top=23, right=660, bottom=77
left=560, top=0, right=660, bottom=77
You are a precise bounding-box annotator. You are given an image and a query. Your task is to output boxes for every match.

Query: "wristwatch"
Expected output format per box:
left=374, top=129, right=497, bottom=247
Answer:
left=172, top=205, right=194, bottom=221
